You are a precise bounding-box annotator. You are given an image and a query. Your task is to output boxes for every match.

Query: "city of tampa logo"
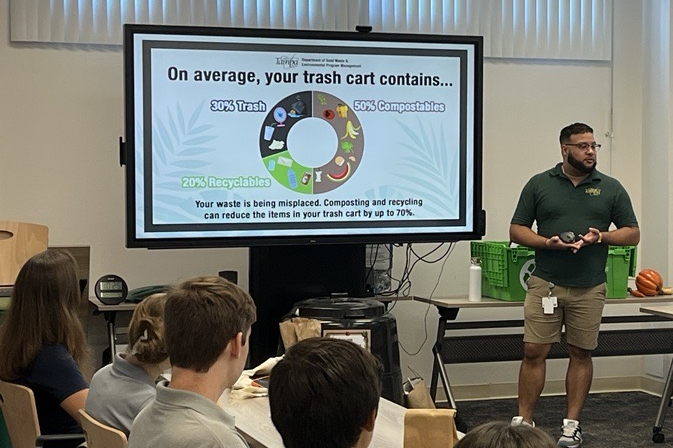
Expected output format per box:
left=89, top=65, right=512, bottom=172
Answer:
left=585, top=187, right=601, bottom=196
left=276, top=55, right=298, bottom=69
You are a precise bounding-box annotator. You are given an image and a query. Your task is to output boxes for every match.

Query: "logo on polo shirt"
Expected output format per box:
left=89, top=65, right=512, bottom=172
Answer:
left=585, top=187, right=601, bottom=196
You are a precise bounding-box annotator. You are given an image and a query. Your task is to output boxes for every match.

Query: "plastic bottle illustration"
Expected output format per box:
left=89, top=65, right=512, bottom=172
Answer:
left=287, top=169, right=298, bottom=189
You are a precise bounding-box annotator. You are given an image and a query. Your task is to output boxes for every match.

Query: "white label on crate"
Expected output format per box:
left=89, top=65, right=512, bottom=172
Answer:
left=519, top=259, right=537, bottom=291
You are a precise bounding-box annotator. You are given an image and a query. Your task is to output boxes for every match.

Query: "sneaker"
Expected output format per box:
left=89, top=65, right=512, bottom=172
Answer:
left=557, top=419, right=582, bottom=448
left=511, top=416, right=535, bottom=427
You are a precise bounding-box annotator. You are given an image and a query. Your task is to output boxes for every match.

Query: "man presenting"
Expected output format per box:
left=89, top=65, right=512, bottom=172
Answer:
left=509, top=122, right=639, bottom=448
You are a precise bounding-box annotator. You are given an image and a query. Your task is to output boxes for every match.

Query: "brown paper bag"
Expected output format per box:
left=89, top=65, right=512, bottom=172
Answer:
left=404, top=378, right=436, bottom=409
left=404, top=408, right=458, bottom=448
left=279, top=317, right=321, bottom=350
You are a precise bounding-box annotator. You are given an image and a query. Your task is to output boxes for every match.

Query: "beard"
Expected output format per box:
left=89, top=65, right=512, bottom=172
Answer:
left=567, top=151, right=596, bottom=174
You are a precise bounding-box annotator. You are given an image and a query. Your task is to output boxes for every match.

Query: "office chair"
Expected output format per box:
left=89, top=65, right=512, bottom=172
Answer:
left=0, top=379, right=85, bottom=448
left=79, top=409, right=128, bottom=448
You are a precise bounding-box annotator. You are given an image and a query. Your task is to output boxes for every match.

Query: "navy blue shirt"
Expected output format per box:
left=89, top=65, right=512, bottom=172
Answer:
left=18, top=344, right=88, bottom=438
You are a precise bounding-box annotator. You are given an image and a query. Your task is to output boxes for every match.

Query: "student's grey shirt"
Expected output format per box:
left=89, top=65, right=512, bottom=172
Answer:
left=127, top=380, right=249, bottom=448
left=85, top=353, right=156, bottom=436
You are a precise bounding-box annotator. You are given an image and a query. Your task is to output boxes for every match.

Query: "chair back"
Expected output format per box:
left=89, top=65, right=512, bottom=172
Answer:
left=0, top=221, right=49, bottom=286
left=0, top=380, right=41, bottom=448
left=79, top=409, right=128, bottom=448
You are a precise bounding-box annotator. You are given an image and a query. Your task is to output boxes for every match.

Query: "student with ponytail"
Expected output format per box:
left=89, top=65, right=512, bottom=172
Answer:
left=85, top=293, right=169, bottom=436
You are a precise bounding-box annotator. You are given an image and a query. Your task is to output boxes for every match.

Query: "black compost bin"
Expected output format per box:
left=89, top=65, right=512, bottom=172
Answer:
left=290, top=296, right=403, bottom=405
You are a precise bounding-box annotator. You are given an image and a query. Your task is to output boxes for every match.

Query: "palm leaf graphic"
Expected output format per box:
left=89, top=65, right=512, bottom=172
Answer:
left=151, top=102, right=219, bottom=223
left=394, top=118, right=459, bottom=218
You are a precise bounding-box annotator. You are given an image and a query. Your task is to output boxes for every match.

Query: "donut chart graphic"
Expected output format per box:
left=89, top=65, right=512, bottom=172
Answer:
left=259, top=91, right=364, bottom=194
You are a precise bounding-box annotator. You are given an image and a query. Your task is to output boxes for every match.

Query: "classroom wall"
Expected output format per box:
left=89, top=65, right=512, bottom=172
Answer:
left=389, top=0, right=651, bottom=395
left=640, top=0, right=673, bottom=380
left=0, top=6, right=249, bottom=286
left=0, top=0, right=663, bottom=396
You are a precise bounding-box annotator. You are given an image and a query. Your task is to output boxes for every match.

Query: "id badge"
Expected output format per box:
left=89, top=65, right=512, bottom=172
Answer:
left=542, top=296, right=558, bottom=314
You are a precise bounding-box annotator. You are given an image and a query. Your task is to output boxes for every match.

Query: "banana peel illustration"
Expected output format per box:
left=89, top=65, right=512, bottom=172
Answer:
left=341, top=120, right=361, bottom=140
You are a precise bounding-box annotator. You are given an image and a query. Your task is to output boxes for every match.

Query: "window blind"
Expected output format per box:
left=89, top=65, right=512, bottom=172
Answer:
left=9, top=0, right=612, bottom=60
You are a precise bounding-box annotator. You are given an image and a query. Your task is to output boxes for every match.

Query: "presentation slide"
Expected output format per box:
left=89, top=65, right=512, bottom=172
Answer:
left=127, top=28, right=479, bottom=244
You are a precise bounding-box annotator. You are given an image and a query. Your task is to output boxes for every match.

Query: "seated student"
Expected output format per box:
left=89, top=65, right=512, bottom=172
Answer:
left=454, top=421, right=556, bottom=448
left=268, top=337, right=384, bottom=448
left=127, top=276, right=256, bottom=448
left=85, top=293, right=168, bottom=436
left=0, top=250, right=89, bottom=446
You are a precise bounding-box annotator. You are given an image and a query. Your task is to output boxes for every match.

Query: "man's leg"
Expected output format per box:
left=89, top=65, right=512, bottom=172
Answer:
left=518, top=342, right=552, bottom=423
left=563, top=281, right=604, bottom=422
left=558, top=282, right=604, bottom=448
left=565, top=344, right=593, bottom=421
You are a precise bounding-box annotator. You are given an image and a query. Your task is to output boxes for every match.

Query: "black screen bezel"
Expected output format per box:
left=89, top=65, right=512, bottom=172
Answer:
left=123, top=24, right=484, bottom=249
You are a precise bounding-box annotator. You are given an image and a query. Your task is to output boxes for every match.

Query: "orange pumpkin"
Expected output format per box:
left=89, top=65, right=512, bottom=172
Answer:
left=642, top=269, right=664, bottom=287
left=636, top=269, right=664, bottom=296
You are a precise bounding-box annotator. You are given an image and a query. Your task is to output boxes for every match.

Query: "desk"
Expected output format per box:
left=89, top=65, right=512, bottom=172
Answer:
left=89, top=295, right=405, bottom=367
left=639, top=304, right=673, bottom=443
left=419, top=295, right=673, bottom=412
left=226, top=394, right=406, bottom=448
left=89, top=297, right=137, bottom=363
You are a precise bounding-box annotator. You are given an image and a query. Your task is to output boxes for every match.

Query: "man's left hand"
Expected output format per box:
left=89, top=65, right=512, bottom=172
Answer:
left=573, top=227, right=601, bottom=253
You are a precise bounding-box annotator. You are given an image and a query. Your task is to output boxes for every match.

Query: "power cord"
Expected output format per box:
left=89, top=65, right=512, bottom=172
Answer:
left=397, top=242, right=455, bottom=356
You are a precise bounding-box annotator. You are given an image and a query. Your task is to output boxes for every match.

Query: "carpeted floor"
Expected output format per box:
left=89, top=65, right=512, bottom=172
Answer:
left=451, top=391, right=672, bottom=447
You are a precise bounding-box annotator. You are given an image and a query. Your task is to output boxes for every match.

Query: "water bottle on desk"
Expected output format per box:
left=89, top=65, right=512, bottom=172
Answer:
left=468, top=257, right=482, bottom=302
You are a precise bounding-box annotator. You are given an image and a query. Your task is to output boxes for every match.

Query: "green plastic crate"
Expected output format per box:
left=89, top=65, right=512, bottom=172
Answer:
left=470, top=241, right=638, bottom=301
left=605, top=245, right=638, bottom=299
left=471, top=241, right=535, bottom=301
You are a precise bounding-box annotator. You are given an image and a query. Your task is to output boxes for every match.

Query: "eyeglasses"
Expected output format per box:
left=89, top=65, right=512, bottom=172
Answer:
left=563, top=142, right=602, bottom=152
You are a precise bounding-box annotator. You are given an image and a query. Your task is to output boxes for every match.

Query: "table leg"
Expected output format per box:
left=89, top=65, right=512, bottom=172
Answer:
left=653, top=356, right=673, bottom=443
left=433, top=345, right=458, bottom=409
left=429, top=342, right=441, bottom=400
left=433, top=345, right=468, bottom=433
left=429, top=307, right=459, bottom=402
left=104, top=311, right=117, bottom=364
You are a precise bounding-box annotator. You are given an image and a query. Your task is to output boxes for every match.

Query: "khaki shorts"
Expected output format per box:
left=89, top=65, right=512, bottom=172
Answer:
left=523, top=275, right=606, bottom=350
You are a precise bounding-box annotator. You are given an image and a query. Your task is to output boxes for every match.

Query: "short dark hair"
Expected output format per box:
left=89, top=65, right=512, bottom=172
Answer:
left=164, top=276, right=256, bottom=372
left=559, top=122, right=594, bottom=144
left=454, top=421, right=556, bottom=448
left=269, top=337, right=384, bottom=448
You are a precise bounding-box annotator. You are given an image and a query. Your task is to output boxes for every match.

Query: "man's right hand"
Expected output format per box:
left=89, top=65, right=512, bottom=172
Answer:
left=545, top=235, right=584, bottom=253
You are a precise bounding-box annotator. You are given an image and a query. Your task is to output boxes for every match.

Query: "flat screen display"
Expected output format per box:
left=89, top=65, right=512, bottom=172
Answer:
left=124, top=24, right=484, bottom=248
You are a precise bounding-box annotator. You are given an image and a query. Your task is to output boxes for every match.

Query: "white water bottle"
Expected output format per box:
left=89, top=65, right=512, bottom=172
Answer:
left=468, top=257, right=482, bottom=302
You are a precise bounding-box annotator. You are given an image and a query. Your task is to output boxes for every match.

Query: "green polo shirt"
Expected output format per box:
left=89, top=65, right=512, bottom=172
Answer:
left=511, top=163, right=638, bottom=287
